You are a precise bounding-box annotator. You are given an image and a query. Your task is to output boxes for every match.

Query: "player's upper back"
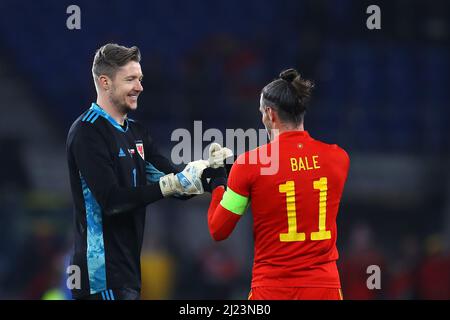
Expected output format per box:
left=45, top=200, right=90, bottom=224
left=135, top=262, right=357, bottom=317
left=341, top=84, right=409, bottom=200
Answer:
left=271, top=130, right=350, bottom=185
left=231, top=130, right=349, bottom=267
left=240, top=130, right=349, bottom=196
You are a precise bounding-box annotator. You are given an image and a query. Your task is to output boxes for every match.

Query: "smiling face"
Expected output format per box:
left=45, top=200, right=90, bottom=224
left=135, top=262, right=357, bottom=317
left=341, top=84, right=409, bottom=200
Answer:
left=107, top=61, right=143, bottom=113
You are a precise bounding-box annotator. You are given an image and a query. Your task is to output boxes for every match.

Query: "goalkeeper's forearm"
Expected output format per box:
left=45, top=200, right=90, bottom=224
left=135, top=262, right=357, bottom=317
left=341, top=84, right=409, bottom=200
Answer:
left=102, top=183, right=164, bottom=216
left=102, top=173, right=187, bottom=216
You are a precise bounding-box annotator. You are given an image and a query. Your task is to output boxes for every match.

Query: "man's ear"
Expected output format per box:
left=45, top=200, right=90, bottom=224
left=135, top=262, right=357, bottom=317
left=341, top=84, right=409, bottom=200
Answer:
left=98, top=75, right=110, bottom=91
left=267, top=107, right=275, bottom=123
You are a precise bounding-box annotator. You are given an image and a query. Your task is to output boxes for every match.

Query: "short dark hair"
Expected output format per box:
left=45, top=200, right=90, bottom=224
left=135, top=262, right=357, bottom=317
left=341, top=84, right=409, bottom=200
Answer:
left=92, top=43, right=141, bottom=80
left=261, top=68, right=315, bottom=126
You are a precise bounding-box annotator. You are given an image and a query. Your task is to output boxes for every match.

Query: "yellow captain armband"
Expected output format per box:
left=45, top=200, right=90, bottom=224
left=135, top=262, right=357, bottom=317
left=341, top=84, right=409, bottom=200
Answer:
left=220, top=188, right=250, bottom=216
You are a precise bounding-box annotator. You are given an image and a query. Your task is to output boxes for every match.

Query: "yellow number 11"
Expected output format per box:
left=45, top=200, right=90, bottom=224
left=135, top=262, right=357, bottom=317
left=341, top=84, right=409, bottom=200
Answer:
left=279, top=177, right=331, bottom=242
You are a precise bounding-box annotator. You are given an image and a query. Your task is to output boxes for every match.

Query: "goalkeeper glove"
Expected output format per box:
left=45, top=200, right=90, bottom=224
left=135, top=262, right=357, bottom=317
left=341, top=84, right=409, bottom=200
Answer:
left=159, top=159, right=209, bottom=197
left=202, top=143, right=233, bottom=192
left=207, top=142, right=233, bottom=168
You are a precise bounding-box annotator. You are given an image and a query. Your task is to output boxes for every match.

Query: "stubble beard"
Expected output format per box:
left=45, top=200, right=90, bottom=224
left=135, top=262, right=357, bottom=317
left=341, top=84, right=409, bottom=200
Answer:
left=108, top=88, right=131, bottom=115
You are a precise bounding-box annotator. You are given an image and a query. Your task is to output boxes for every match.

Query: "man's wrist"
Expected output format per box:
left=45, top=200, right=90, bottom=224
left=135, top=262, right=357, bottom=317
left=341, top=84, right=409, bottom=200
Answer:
left=159, top=173, right=182, bottom=197
left=210, top=177, right=227, bottom=190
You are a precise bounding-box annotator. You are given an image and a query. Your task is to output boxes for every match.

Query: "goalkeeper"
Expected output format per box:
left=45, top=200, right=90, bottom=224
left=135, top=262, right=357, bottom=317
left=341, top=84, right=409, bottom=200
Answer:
left=66, top=43, right=229, bottom=300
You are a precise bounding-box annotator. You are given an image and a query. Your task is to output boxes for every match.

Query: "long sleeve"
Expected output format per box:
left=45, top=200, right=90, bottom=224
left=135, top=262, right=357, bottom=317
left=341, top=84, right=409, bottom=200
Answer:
left=71, top=125, right=164, bottom=216
left=207, top=186, right=241, bottom=241
left=207, top=153, right=255, bottom=240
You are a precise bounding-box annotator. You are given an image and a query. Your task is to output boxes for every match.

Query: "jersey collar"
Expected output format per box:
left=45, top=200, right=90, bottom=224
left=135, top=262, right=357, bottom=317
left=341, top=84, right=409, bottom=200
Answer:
left=273, top=130, right=311, bottom=142
left=90, top=103, right=129, bottom=132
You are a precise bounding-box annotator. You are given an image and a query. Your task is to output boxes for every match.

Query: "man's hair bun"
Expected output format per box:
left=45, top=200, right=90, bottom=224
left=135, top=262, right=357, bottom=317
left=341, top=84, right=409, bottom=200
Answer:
left=279, top=68, right=300, bottom=82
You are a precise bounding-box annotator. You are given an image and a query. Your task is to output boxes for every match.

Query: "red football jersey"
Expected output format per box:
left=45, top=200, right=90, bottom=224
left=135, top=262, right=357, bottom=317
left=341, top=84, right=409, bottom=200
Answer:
left=208, top=130, right=349, bottom=289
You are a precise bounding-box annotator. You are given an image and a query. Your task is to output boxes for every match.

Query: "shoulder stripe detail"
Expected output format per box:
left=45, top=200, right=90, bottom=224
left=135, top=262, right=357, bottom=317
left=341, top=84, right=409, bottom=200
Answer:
left=90, top=103, right=128, bottom=132
left=81, top=108, right=102, bottom=124
left=90, top=114, right=100, bottom=123
left=220, top=187, right=250, bottom=216
left=82, top=110, right=93, bottom=122
left=86, top=111, right=98, bottom=122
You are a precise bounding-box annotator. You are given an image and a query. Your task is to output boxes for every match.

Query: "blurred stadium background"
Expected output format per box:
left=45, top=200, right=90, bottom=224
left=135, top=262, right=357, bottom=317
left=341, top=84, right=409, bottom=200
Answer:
left=0, top=0, right=449, bottom=299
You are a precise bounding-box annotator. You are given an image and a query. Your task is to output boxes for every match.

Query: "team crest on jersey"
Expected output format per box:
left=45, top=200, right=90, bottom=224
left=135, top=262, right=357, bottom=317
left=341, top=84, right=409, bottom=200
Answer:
left=136, top=142, right=145, bottom=160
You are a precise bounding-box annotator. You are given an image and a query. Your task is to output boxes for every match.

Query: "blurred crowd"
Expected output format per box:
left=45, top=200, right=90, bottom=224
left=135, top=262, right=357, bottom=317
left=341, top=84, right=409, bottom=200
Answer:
left=1, top=188, right=449, bottom=299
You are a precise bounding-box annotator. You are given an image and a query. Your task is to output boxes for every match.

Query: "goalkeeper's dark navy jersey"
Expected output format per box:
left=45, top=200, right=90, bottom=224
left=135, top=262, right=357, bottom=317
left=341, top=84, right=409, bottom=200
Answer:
left=66, top=103, right=175, bottom=299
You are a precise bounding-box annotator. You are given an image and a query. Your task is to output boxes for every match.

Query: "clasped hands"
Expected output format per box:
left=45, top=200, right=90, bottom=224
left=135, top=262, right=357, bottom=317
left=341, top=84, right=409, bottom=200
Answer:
left=159, top=143, right=233, bottom=197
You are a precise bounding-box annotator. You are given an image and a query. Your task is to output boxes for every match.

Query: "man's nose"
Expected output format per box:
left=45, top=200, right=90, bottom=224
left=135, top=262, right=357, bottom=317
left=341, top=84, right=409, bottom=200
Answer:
left=135, top=80, right=143, bottom=92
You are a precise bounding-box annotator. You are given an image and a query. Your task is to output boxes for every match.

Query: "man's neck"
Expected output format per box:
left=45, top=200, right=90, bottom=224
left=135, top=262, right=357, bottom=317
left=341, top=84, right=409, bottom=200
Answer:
left=96, top=97, right=127, bottom=126
left=270, top=123, right=304, bottom=140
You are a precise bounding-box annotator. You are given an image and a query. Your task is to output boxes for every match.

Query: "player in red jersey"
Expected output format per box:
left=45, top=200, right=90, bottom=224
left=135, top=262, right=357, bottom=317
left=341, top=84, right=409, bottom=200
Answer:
left=205, top=68, right=350, bottom=300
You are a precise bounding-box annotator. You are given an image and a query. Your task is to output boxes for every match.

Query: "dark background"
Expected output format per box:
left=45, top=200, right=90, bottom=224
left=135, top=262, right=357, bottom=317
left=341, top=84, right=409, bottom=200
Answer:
left=0, top=0, right=449, bottom=299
